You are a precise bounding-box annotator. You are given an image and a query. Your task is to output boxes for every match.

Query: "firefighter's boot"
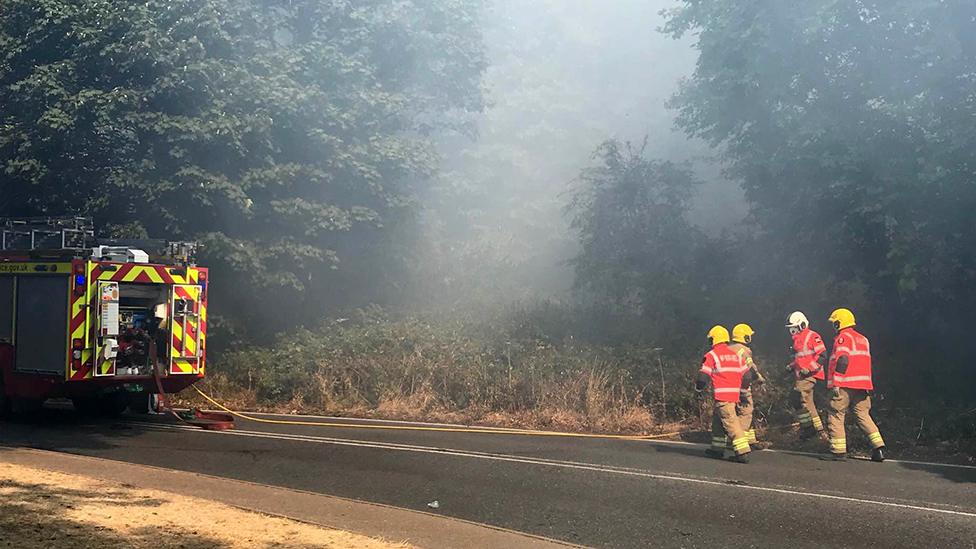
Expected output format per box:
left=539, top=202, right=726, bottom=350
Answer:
left=729, top=453, right=750, bottom=464
left=704, top=448, right=724, bottom=460
left=820, top=453, right=847, bottom=462
left=871, top=446, right=886, bottom=462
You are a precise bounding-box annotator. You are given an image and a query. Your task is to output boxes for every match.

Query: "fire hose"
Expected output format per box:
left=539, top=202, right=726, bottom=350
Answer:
left=190, top=385, right=688, bottom=441
left=149, top=340, right=234, bottom=431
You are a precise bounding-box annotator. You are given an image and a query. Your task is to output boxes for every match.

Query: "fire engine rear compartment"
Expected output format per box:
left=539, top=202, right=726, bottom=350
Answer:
left=0, top=275, right=170, bottom=377
left=113, top=283, right=170, bottom=376
left=0, top=275, right=68, bottom=376
left=0, top=270, right=203, bottom=406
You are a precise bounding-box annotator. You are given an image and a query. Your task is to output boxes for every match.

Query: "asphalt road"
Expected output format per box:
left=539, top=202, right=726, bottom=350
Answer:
left=1, top=408, right=974, bottom=548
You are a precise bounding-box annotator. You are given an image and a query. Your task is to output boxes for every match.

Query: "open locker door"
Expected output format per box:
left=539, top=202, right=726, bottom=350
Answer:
left=169, top=284, right=202, bottom=374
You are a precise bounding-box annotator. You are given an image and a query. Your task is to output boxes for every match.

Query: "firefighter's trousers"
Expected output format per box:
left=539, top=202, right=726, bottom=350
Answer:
left=793, top=378, right=824, bottom=434
left=712, top=400, right=750, bottom=456
left=827, top=388, right=885, bottom=455
left=736, top=388, right=757, bottom=444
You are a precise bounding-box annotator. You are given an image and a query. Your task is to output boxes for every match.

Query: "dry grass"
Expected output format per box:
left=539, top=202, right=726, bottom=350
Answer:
left=172, top=314, right=710, bottom=436
left=178, top=313, right=973, bottom=461
left=179, top=370, right=688, bottom=436
left=0, top=462, right=414, bottom=549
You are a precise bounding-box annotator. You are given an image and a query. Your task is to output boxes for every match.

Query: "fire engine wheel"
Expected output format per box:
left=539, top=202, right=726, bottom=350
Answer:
left=0, top=378, right=10, bottom=419
left=128, top=392, right=151, bottom=414
left=73, top=394, right=129, bottom=417
left=98, top=393, right=130, bottom=416
left=71, top=397, right=101, bottom=416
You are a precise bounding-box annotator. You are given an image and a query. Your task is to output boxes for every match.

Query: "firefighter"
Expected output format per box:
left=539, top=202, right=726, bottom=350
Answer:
left=822, top=308, right=886, bottom=462
left=729, top=323, right=765, bottom=447
left=785, top=311, right=827, bottom=440
left=697, top=325, right=753, bottom=463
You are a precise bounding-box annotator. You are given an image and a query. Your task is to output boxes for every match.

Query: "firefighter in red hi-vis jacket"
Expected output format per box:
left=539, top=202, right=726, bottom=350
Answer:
left=697, top=326, right=754, bottom=463
left=785, top=311, right=828, bottom=440
left=728, top=323, right=765, bottom=448
left=822, top=308, right=886, bottom=462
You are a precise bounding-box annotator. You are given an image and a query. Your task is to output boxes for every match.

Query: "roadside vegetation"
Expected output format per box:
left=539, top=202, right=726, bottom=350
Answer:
left=188, top=305, right=975, bottom=462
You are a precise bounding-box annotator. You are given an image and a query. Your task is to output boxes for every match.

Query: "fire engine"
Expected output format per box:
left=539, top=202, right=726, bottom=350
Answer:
left=0, top=217, right=207, bottom=416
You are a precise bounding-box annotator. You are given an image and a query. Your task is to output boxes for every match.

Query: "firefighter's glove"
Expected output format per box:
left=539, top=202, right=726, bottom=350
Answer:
left=695, top=372, right=710, bottom=394
left=831, top=387, right=841, bottom=398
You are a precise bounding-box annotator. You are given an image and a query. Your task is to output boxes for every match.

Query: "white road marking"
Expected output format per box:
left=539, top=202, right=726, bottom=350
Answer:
left=166, top=411, right=976, bottom=470
left=757, top=447, right=976, bottom=470
left=134, top=422, right=976, bottom=519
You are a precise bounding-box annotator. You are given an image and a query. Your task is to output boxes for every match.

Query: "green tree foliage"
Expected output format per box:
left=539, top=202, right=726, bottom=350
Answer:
left=567, top=140, right=709, bottom=345
left=661, top=0, right=976, bottom=399
left=0, top=0, right=485, bottom=339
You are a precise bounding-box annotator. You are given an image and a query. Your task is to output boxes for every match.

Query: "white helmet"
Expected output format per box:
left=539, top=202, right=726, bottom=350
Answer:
left=786, top=311, right=809, bottom=335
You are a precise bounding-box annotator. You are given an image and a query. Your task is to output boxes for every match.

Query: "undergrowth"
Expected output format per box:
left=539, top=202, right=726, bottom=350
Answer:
left=182, top=306, right=975, bottom=461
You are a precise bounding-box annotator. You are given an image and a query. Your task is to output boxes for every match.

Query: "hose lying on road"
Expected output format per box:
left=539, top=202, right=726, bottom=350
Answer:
left=191, top=385, right=688, bottom=441
left=149, top=342, right=234, bottom=430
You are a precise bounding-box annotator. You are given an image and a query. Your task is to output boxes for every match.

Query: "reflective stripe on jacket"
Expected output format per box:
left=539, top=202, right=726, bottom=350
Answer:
left=729, top=342, right=760, bottom=391
left=828, top=327, right=873, bottom=390
left=791, top=328, right=826, bottom=380
left=700, top=343, right=748, bottom=402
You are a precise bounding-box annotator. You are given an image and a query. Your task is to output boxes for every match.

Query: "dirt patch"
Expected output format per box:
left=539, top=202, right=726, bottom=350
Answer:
left=0, top=462, right=414, bottom=549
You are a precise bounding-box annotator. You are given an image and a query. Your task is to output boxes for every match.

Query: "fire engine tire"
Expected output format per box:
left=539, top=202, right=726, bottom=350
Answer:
left=98, top=393, right=130, bottom=416
left=72, top=397, right=101, bottom=416
left=128, top=392, right=151, bottom=414
left=74, top=394, right=130, bottom=416
left=0, top=378, right=10, bottom=419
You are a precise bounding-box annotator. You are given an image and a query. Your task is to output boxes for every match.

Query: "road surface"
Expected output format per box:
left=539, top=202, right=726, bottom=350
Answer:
left=1, top=408, right=974, bottom=548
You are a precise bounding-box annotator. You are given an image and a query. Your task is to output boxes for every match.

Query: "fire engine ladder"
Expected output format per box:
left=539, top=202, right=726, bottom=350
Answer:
left=0, top=216, right=94, bottom=252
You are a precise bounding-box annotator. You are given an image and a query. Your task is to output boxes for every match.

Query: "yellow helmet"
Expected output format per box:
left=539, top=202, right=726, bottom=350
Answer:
left=707, top=325, right=730, bottom=346
left=732, top=323, right=755, bottom=344
left=828, top=308, right=856, bottom=332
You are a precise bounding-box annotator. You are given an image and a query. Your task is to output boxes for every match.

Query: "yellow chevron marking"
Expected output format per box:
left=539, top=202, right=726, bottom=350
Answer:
left=145, top=267, right=165, bottom=283
left=121, top=266, right=143, bottom=282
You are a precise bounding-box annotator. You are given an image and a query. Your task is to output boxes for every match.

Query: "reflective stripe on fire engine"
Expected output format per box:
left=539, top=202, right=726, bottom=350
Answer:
left=170, top=283, right=203, bottom=375
left=67, top=263, right=94, bottom=380
left=96, top=264, right=192, bottom=285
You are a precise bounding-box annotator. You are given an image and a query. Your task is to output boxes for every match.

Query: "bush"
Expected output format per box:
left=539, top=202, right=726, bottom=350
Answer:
left=204, top=306, right=701, bottom=433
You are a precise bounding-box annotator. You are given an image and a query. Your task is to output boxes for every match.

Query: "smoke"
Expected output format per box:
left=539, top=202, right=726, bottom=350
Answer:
left=414, top=0, right=743, bottom=308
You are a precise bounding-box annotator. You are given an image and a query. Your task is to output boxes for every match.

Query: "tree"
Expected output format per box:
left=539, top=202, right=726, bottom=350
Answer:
left=663, top=0, right=976, bottom=399
left=567, top=140, right=707, bottom=345
left=0, top=0, right=486, bottom=340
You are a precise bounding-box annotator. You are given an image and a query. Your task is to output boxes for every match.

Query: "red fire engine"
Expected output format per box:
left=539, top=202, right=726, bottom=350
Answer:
left=0, top=217, right=207, bottom=416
